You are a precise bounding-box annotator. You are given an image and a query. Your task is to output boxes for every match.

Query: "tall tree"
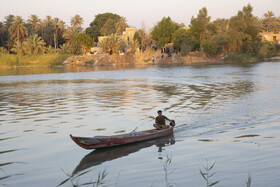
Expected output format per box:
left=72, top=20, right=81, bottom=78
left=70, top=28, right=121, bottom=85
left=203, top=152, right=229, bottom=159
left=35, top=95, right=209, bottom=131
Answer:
left=42, top=16, right=54, bottom=46
left=86, top=13, right=121, bottom=42
left=115, top=17, right=127, bottom=35
left=4, top=15, right=15, bottom=50
left=71, top=33, right=93, bottom=54
left=100, top=18, right=117, bottom=36
left=261, top=11, right=279, bottom=32
left=11, top=41, right=24, bottom=55
left=228, top=4, right=261, bottom=54
left=63, top=26, right=82, bottom=43
left=23, top=34, right=46, bottom=55
left=53, top=17, right=64, bottom=49
left=189, top=7, right=211, bottom=51
left=151, top=17, right=178, bottom=48
left=0, top=22, right=5, bottom=46
left=71, top=14, right=84, bottom=29
left=8, top=16, right=29, bottom=43
left=27, top=14, right=41, bottom=35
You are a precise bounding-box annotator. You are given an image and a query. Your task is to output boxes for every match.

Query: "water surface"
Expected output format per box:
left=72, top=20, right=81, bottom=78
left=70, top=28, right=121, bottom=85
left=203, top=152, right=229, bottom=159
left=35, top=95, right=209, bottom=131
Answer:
left=0, top=63, right=279, bottom=186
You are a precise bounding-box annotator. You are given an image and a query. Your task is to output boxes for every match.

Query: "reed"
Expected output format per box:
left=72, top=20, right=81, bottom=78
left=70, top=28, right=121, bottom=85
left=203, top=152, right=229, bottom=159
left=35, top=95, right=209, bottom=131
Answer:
left=163, top=154, right=175, bottom=187
left=200, top=159, right=219, bottom=187
left=57, top=168, right=107, bottom=187
left=246, top=173, right=252, bottom=187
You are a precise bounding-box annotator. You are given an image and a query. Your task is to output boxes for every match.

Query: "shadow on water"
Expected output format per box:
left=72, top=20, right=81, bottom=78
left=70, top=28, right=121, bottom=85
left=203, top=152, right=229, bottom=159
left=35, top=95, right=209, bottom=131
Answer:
left=72, top=135, right=175, bottom=176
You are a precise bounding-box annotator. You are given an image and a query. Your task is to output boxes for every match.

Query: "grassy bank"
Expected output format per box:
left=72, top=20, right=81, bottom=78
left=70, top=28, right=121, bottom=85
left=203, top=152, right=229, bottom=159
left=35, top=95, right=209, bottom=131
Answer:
left=0, top=54, right=71, bottom=66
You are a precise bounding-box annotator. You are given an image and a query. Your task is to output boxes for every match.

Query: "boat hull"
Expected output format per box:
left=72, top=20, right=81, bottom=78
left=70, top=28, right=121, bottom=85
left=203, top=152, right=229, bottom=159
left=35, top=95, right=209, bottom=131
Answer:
left=70, top=127, right=174, bottom=149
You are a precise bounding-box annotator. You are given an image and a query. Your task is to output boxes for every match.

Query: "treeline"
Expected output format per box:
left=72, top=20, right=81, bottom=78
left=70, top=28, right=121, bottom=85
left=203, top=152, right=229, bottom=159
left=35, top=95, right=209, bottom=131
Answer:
left=151, top=4, right=280, bottom=60
left=0, top=4, right=280, bottom=60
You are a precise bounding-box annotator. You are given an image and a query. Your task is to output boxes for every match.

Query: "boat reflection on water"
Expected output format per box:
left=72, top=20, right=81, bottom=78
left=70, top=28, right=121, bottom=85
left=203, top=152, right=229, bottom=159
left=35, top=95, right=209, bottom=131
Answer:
left=72, top=135, right=175, bottom=176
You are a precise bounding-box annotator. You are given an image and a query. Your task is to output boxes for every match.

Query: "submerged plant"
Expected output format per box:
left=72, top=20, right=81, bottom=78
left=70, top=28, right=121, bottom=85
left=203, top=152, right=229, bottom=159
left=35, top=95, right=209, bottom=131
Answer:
left=163, top=154, right=175, bottom=187
left=246, top=173, right=252, bottom=187
left=200, top=159, right=219, bottom=187
left=57, top=168, right=108, bottom=187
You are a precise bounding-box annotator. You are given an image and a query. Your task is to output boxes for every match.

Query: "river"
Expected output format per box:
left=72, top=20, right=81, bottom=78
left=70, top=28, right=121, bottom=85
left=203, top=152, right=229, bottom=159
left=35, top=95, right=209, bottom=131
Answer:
left=0, top=62, right=279, bottom=187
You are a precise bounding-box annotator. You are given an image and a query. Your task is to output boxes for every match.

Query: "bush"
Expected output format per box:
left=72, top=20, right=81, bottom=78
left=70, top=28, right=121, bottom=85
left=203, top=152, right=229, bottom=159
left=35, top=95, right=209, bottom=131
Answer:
left=202, top=39, right=216, bottom=56
left=224, top=52, right=252, bottom=62
left=180, top=42, right=191, bottom=56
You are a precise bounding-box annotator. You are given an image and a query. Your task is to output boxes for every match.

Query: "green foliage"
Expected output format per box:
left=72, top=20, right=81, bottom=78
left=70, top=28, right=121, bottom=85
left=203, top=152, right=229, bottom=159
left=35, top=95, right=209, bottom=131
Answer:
left=86, top=13, right=122, bottom=42
left=151, top=17, right=178, bottom=48
left=71, top=33, right=93, bottom=54
left=163, top=154, right=175, bottom=187
left=0, top=53, right=70, bottom=66
left=224, top=52, right=253, bottom=62
left=202, top=39, right=216, bottom=56
left=57, top=168, right=108, bottom=187
left=59, top=43, right=71, bottom=54
left=71, top=14, right=83, bottom=28
left=180, top=42, right=191, bottom=56
left=228, top=4, right=261, bottom=55
left=23, top=34, right=46, bottom=55
left=262, top=42, right=280, bottom=57
left=117, top=39, right=128, bottom=53
left=0, top=47, right=8, bottom=54
left=8, top=16, right=29, bottom=43
left=100, top=18, right=117, bottom=36
left=261, top=11, right=280, bottom=32
left=11, top=41, right=24, bottom=55
left=189, top=7, right=211, bottom=42
left=129, top=40, right=139, bottom=53
left=99, top=34, right=119, bottom=54
left=172, top=27, right=189, bottom=50
left=246, top=173, right=252, bottom=187
left=133, top=31, right=142, bottom=45
left=200, top=160, right=219, bottom=187
left=115, top=17, right=127, bottom=35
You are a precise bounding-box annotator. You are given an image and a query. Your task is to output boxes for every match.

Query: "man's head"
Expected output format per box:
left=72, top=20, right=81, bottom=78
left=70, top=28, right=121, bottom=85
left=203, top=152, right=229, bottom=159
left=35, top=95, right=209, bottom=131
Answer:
left=157, top=110, right=162, bottom=116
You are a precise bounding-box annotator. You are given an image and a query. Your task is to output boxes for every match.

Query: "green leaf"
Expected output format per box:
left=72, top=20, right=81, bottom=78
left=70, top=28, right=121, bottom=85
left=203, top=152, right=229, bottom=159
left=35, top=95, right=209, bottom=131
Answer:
left=56, top=178, right=70, bottom=187
left=209, top=181, right=219, bottom=186
left=200, top=170, right=207, bottom=181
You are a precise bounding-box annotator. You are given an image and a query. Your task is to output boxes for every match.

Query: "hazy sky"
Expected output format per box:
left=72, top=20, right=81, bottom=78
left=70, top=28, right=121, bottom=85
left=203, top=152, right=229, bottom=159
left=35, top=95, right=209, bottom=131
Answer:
left=0, top=0, right=280, bottom=29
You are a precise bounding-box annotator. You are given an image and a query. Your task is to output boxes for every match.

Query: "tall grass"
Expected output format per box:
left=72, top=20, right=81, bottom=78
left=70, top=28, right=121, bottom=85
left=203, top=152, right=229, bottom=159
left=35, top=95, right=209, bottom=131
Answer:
left=0, top=54, right=71, bottom=66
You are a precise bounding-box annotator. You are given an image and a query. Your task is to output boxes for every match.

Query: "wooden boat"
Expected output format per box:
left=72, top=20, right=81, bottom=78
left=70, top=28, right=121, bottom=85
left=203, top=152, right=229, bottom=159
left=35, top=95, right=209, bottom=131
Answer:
left=70, top=127, right=174, bottom=150
left=72, top=135, right=175, bottom=176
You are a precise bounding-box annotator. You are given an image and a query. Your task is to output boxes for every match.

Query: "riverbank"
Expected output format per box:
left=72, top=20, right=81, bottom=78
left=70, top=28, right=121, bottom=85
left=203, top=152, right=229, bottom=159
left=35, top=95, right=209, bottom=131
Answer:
left=0, top=54, right=70, bottom=67
left=63, top=51, right=224, bottom=66
left=0, top=52, right=278, bottom=67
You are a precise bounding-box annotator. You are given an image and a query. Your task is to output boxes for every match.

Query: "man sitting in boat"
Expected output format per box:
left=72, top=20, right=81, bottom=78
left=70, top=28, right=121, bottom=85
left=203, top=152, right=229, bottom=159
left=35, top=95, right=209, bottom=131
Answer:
left=153, top=110, right=175, bottom=130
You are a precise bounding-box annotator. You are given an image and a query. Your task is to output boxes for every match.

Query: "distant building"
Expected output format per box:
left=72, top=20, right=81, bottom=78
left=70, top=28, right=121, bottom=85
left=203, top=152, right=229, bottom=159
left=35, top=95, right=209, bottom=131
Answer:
left=260, top=31, right=280, bottom=44
left=98, top=27, right=137, bottom=43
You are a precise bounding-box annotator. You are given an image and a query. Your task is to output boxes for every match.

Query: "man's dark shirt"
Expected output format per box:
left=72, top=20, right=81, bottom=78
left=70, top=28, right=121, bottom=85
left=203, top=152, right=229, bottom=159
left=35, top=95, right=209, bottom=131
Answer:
left=155, top=115, right=168, bottom=125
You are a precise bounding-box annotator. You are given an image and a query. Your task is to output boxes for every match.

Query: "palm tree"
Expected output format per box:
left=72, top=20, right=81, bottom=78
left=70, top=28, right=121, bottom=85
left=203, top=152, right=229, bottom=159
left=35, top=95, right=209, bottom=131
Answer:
left=53, top=17, right=64, bottom=49
left=27, top=14, right=41, bottom=35
left=8, top=16, right=28, bottom=43
left=129, top=39, right=139, bottom=53
left=115, top=17, right=127, bottom=35
left=262, top=11, right=279, bottom=32
left=59, top=43, right=71, bottom=54
left=11, top=41, right=24, bottom=55
left=23, top=34, right=46, bottom=55
left=4, top=15, right=15, bottom=51
left=0, top=22, right=5, bottom=46
left=63, top=26, right=81, bottom=43
left=71, top=14, right=83, bottom=28
left=42, top=16, right=54, bottom=46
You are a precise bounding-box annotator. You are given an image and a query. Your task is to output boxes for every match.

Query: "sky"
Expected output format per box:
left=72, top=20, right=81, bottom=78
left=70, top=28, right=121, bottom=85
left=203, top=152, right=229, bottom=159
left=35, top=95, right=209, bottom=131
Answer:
left=0, top=0, right=280, bottom=30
